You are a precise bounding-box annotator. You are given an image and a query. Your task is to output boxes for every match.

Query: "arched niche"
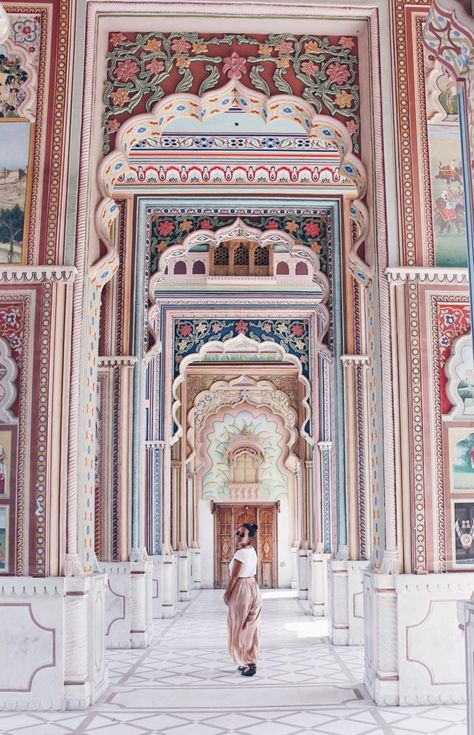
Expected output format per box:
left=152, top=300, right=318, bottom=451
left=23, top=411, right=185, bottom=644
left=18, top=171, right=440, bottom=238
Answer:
left=96, top=78, right=371, bottom=281
left=445, top=333, right=474, bottom=418
left=150, top=217, right=327, bottom=294
left=173, top=336, right=313, bottom=446
left=0, top=338, right=18, bottom=424
left=195, top=404, right=296, bottom=502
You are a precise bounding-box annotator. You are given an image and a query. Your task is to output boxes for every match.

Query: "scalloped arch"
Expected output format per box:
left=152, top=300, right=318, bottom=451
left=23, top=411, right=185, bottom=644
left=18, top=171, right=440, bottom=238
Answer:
left=149, top=217, right=330, bottom=300
left=0, top=338, right=18, bottom=423
left=170, top=334, right=313, bottom=446
left=96, top=78, right=370, bottom=281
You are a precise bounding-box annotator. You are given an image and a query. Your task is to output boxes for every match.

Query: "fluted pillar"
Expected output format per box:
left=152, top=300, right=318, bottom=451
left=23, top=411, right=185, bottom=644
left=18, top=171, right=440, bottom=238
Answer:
left=340, top=354, right=370, bottom=562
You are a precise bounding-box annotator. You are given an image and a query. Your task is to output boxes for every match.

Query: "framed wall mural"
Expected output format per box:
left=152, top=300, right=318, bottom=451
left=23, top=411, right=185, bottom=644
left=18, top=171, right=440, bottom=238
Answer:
left=429, top=125, right=468, bottom=267
left=0, top=506, right=8, bottom=572
left=453, top=501, right=474, bottom=567
left=446, top=426, right=474, bottom=492
left=0, top=427, right=14, bottom=499
left=0, top=119, right=33, bottom=264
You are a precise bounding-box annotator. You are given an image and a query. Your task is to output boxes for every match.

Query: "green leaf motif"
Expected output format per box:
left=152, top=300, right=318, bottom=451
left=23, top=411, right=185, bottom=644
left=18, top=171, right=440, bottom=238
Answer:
left=175, top=68, right=193, bottom=94
left=198, top=64, right=221, bottom=96
left=145, top=86, right=166, bottom=111
left=249, top=64, right=271, bottom=97
left=273, top=68, right=293, bottom=95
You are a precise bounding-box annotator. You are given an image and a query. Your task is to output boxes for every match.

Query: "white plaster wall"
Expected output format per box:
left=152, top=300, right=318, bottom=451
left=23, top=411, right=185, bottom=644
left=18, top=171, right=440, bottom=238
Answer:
left=199, top=499, right=215, bottom=588
left=277, top=496, right=292, bottom=588
left=364, top=571, right=474, bottom=706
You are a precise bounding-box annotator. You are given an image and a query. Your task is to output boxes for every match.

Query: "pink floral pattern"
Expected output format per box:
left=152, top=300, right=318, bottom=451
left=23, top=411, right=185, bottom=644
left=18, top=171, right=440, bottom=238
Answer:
left=438, top=303, right=471, bottom=366
left=114, top=59, right=140, bottom=82
left=223, top=52, right=246, bottom=80
left=104, top=32, right=360, bottom=154
left=326, top=62, right=350, bottom=84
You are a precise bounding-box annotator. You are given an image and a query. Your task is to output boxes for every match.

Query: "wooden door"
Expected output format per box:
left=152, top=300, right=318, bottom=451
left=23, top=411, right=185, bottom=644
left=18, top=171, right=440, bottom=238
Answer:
left=214, top=504, right=277, bottom=588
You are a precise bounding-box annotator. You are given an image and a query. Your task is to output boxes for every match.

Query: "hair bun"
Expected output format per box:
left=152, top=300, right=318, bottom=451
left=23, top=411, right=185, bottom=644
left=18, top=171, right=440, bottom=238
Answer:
left=252, top=524, right=258, bottom=532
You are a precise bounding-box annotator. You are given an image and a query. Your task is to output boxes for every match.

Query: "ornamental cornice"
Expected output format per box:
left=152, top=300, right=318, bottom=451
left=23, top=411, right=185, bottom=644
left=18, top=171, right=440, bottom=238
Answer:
left=0, top=266, right=77, bottom=284
left=98, top=355, right=138, bottom=367
left=318, top=441, right=333, bottom=452
left=340, top=354, right=370, bottom=367
left=385, top=267, right=469, bottom=284
left=145, top=440, right=166, bottom=449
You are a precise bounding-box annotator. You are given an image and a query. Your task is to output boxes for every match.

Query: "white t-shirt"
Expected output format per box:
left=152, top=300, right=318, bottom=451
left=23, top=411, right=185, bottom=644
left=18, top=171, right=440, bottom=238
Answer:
left=229, top=546, right=258, bottom=578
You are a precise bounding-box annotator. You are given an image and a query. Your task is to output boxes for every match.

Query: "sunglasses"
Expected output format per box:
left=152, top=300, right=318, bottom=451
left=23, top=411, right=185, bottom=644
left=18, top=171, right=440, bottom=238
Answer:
left=235, top=531, right=246, bottom=538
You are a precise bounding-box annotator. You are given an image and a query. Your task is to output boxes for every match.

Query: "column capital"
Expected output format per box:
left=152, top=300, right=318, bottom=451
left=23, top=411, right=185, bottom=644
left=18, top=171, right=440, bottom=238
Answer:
left=98, top=355, right=138, bottom=368
left=340, top=354, right=370, bottom=368
left=317, top=441, right=333, bottom=452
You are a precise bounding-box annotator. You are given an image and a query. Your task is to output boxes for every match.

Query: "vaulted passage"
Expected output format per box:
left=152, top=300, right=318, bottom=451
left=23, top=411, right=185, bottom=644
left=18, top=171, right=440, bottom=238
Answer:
left=0, top=0, right=474, bottom=724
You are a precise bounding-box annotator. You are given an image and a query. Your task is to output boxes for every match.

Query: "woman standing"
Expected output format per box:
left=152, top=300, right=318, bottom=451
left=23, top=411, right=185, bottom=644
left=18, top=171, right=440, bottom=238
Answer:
left=224, top=522, right=262, bottom=677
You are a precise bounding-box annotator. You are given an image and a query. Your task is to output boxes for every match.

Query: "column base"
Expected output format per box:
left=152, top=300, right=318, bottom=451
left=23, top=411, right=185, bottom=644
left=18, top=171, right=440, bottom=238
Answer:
left=297, top=548, right=309, bottom=599
left=309, top=552, right=331, bottom=616
left=364, top=570, right=474, bottom=705
left=100, top=561, right=153, bottom=649
left=0, top=574, right=108, bottom=710
left=458, top=598, right=474, bottom=734
left=178, top=548, right=191, bottom=601
left=290, top=546, right=298, bottom=590
left=150, top=553, right=178, bottom=618
left=190, top=547, right=201, bottom=589
left=328, top=560, right=367, bottom=645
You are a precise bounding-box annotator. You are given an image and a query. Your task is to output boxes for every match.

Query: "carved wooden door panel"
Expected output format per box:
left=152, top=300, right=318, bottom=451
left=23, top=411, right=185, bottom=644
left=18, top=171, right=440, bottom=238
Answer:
left=215, top=506, right=233, bottom=588
left=214, top=504, right=276, bottom=588
left=258, top=505, right=276, bottom=589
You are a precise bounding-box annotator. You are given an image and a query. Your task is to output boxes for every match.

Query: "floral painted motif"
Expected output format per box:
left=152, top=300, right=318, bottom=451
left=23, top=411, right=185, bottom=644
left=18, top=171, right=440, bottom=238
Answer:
left=174, top=317, right=310, bottom=378
left=436, top=301, right=471, bottom=415
left=0, top=302, right=25, bottom=365
left=0, top=53, right=28, bottom=118
left=11, top=17, right=40, bottom=47
left=150, top=213, right=329, bottom=273
left=103, top=32, right=359, bottom=154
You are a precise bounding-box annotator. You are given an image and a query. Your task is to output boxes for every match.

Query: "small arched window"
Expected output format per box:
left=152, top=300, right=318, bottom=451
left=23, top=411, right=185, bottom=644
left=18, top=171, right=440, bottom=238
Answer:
left=213, top=243, right=229, bottom=267
left=295, top=261, right=309, bottom=276
left=276, top=261, right=289, bottom=276
left=230, top=446, right=262, bottom=484
left=234, top=243, right=250, bottom=266
left=209, top=238, right=272, bottom=277
left=174, top=260, right=187, bottom=275
left=192, top=260, right=206, bottom=274
left=254, top=246, right=269, bottom=266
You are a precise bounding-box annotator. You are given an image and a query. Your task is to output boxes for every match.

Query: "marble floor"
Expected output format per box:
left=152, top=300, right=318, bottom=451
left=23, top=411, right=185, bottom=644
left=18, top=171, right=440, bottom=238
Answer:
left=0, top=590, right=467, bottom=735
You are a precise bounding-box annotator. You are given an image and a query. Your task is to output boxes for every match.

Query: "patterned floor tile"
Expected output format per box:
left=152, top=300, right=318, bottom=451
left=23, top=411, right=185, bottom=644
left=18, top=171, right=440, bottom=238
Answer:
left=0, top=591, right=469, bottom=735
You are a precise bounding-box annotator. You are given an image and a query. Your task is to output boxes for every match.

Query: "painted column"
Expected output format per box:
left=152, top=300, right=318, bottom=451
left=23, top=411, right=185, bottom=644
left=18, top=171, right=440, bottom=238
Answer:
left=97, top=356, right=137, bottom=561
left=318, top=441, right=333, bottom=553
left=340, top=355, right=369, bottom=561
left=304, top=459, right=313, bottom=548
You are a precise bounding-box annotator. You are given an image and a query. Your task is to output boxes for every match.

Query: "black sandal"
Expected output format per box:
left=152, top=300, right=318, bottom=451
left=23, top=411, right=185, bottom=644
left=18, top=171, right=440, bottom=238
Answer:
left=241, top=663, right=256, bottom=677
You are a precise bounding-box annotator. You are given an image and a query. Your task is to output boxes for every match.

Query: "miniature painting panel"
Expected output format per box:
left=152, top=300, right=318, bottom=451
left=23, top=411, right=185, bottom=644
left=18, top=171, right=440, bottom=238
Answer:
left=454, top=501, right=474, bottom=566
left=0, top=428, right=12, bottom=498
left=429, top=125, right=468, bottom=267
left=0, top=120, right=31, bottom=264
left=448, top=428, right=474, bottom=492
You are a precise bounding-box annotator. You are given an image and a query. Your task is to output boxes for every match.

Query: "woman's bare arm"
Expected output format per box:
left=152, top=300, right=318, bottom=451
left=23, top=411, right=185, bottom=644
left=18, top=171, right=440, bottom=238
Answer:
left=224, top=560, right=243, bottom=605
